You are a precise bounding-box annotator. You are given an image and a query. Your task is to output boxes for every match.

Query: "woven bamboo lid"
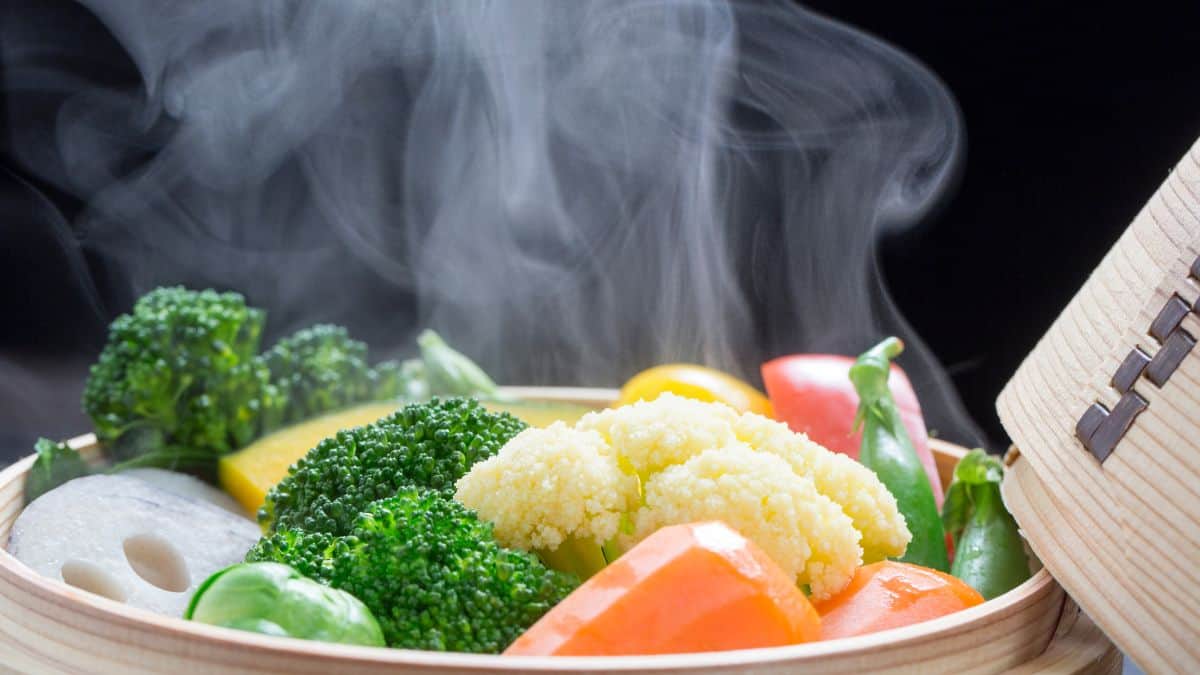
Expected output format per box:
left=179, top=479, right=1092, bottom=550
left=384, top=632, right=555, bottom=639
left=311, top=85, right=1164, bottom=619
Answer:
left=997, top=138, right=1200, bottom=674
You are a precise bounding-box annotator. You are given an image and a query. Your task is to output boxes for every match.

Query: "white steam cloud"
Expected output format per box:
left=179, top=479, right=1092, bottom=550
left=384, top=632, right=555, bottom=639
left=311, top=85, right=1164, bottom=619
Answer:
left=4, top=0, right=981, bottom=443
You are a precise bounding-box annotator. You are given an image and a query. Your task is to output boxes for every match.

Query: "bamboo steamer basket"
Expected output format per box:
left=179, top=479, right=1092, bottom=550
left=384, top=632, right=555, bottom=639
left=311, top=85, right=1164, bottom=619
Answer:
left=0, top=386, right=1117, bottom=674
left=998, top=137, right=1200, bottom=674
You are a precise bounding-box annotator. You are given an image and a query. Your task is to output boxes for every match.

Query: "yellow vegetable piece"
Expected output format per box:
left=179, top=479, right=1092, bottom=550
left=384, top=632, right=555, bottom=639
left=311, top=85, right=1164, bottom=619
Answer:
left=617, top=364, right=773, bottom=417
left=220, top=398, right=592, bottom=516
left=219, top=402, right=400, bottom=515
left=481, top=400, right=594, bottom=428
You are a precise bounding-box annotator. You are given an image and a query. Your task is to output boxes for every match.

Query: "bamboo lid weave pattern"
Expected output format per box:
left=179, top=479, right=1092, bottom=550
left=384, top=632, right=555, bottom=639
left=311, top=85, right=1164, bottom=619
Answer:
left=998, top=138, right=1200, bottom=675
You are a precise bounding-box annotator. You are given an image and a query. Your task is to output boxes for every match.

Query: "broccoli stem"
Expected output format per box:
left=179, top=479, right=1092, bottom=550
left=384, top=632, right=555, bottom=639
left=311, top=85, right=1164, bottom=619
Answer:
left=537, top=535, right=609, bottom=581
left=107, top=444, right=218, bottom=476
left=601, top=538, right=626, bottom=564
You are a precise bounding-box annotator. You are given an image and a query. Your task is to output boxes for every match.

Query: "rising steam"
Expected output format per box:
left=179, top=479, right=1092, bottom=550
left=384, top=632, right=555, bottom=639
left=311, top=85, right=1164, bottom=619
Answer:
left=3, top=0, right=982, bottom=444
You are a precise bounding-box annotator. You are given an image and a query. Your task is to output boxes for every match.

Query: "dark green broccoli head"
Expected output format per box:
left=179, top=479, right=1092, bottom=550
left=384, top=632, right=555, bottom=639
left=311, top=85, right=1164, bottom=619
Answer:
left=259, top=397, right=527, bottom=535
left=260, top=324, right=378, bottom=425
left=82, top=286, right=283, bottom=471
left=249, top=489, right=577, bottom=652
left=367, top=358, right=428, bottom=402
left=335, top=490, right=577, bottom=652
left=246, top=529, right=337, bottom=582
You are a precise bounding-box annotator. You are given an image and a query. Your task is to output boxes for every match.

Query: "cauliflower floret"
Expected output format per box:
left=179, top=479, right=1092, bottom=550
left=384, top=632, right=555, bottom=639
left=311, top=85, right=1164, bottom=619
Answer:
left=578, top=393, right=740, bottom=475
left=454, top=423, right=639, bottom=551
left=455, top=395, right=912, bottom=596
left=632, top=447, right=862, bottom=600
left=733, top=412, right=911, bottom=563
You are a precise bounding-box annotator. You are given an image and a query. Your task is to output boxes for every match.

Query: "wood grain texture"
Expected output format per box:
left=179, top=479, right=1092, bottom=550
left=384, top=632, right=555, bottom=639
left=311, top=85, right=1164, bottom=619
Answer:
left=998, top=138, right=1200, bottom=674
left=1005, top=600, right=1121, bottom=675
left=0, top=387, right=1102, bottom=673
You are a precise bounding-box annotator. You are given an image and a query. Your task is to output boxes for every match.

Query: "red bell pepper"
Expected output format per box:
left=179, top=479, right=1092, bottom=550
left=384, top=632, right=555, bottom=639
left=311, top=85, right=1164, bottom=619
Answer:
left=761, top=354, right=944, bottom=506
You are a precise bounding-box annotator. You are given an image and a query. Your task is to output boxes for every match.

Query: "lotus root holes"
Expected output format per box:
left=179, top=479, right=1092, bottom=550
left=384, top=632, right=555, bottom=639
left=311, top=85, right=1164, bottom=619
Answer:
left=122, top=533, right=190, bottom=592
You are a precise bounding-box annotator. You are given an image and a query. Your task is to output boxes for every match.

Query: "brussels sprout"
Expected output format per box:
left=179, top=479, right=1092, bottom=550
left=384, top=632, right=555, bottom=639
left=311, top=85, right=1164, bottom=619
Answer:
left=185, top=562, right=384, bottom=647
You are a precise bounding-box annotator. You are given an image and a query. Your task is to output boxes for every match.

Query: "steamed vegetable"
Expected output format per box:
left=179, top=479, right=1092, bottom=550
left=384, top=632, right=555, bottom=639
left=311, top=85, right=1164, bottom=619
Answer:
left=82, top=287, right=281, bottom=474
left=481, top=399, right=594, bottom=428
left=417, top=329, right=503, bottom=398
left=369, top=357, right=429, bottom=402
left=457, top=422, right=638, bottom=581
left=121, top=468, right=246, bottom=515
left=455, top=394, right=910, bottom=599
left=186, top=562, right=385, bottom=646
left=220, top=399, right=590, bottom=516
left=761, top=353, right=943, bottom=504
left=260, top=324, right=398, bottom=426
left=222, top=328, right=531, bottom=515
left=78, top=287, right=405, bottom=478
left=24, top=439, right=91, bottom=505
left=259, top=397, right=526, bottom=535
left=943, top=449, right=1031, bottom=599
left=36, top=285, right=511, bottom=504
left=505, top=521, right=821, bottom=656
left=247, top=489, right=577, bottom=652
left=218, top=402, right=401, bottom=515
left=813, top=560, right=983, bottom=639
left=617, top=363, right=773, bottom=416
left=851, top=338, right=949, bottom=571
left=8, top=474, right=259, bottom=617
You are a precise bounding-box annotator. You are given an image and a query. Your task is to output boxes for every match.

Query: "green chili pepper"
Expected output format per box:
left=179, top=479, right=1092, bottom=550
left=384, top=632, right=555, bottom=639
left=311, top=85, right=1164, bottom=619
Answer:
left=942, top=449, right=1031, bottom=599
left=850, top=337, right=949, bottom=572
left=417, top=329, right=511, bottom=400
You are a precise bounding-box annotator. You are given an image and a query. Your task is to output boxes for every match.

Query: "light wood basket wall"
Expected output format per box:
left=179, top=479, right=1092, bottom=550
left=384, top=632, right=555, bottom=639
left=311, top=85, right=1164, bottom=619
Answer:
left=0, top=388, right=1118, bottom=674
left=997, top=138, right=1200, bottom=674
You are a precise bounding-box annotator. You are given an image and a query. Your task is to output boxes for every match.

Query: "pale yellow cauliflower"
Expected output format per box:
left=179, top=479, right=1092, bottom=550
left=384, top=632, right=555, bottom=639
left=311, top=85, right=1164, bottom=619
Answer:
left=454, top=393, right=910, bottom=600
left=633, top=447, right=861, bottom=600
left=576, top=394, right=741, bottom=475
left=454, top=422, right=638, bottom=551
left=733, top=412, right=911, bottom=563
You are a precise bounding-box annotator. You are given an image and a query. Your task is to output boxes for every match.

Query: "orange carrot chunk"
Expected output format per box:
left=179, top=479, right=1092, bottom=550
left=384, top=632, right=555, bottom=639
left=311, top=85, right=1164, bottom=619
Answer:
left=504, top=521, right=821, bottom=656
left=813, top=560, right=984, bottom=640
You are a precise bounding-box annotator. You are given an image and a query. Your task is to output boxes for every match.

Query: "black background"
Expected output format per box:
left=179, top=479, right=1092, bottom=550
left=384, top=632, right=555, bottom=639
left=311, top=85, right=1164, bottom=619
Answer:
left=2, top=0, right=1199, bottom=465
left=811, top=0, right=1200, bottom=455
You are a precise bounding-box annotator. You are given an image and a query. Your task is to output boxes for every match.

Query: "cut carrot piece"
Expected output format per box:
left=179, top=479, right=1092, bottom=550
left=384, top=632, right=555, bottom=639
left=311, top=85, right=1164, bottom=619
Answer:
left=504, top=521, right=821, bottom=656
left=813, top=560, right=983, bottom=640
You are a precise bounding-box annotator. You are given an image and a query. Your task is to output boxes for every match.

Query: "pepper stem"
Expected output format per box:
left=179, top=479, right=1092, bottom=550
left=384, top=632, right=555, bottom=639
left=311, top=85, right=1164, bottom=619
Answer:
left=849, top=337, right=905, bottom=429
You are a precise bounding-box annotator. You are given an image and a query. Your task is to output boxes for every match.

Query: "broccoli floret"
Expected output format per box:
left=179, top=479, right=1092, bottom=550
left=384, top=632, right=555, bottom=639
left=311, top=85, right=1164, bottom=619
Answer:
left=259, top=397, right=527, bottom=535
left=368, top=358, right=429, bottom=402
left=82, top=287, right=284, bottom=473
left=244, top=529, right=336, bottom=582
left=258, top=325, right=431, bottom=428
left=248, top=489, right=577, bottom=652
left=81, top=287, right=420, bottom=475
left=260, top=324, right=377, bottom=425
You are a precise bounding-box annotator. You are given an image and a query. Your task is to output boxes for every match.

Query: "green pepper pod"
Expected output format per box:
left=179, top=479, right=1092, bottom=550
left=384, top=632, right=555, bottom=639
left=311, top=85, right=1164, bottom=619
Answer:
left=418, top=329, right=510, bottom=400
left=850, top=338, right=949, bottom=572
left=186, top=562, right=385, bottom=646
left=943, top=449, right=1031, bottom=599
